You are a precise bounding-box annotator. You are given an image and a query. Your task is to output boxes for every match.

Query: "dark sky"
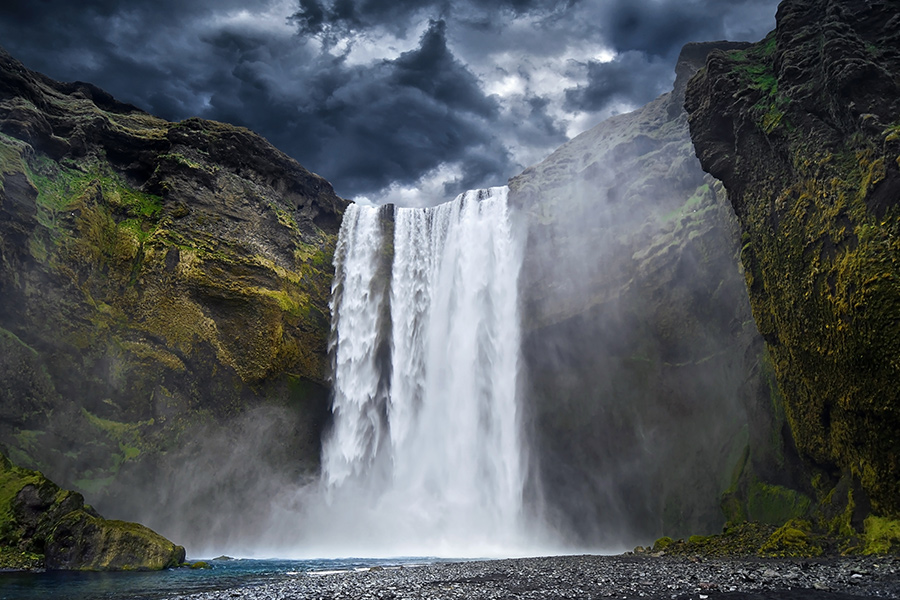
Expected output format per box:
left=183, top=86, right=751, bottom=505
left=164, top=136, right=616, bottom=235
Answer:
left=0, top=0, right=779, bottom=206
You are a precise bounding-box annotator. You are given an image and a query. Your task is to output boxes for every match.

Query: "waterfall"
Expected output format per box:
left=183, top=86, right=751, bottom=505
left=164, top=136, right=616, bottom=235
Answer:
left=319, top=186, right=529, bottom=557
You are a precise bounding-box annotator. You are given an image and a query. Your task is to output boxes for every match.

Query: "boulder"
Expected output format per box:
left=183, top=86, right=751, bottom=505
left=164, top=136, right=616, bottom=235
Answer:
left=0, top=452, right=184, bottom=570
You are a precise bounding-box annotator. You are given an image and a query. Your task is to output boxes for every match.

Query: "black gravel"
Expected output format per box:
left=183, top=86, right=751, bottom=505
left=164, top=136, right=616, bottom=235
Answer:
left=168, top=554, right=900, bottom=600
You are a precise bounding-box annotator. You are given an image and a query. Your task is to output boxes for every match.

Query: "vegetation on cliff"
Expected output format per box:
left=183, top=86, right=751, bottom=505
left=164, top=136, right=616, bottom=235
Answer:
left=686, top=0, right=900, bottom=547
left=0, top=452, right=184, bottom=570
left=0, top=46, right=347, bottom=546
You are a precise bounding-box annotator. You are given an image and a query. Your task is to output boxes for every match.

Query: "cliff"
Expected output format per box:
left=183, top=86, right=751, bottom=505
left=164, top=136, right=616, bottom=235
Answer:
left=0, top=46, right=347, bottom=547
left=0, top=452, right=184, bottom=570
left=508, top=42, right=801, bottom=545
left=687, top=0, right=900, bottom=542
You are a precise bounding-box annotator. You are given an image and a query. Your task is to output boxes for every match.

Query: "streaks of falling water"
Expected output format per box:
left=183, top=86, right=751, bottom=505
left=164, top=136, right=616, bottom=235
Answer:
left=320, top=187, right=529, bottom=557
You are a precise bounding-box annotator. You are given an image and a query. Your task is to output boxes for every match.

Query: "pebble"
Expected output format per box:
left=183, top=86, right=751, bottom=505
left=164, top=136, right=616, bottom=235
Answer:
left=165, top=554, right=900, bottom=600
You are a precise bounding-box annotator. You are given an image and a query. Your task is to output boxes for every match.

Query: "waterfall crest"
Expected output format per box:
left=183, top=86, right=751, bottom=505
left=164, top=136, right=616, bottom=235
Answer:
left=319, top=187, right=530, bottom=557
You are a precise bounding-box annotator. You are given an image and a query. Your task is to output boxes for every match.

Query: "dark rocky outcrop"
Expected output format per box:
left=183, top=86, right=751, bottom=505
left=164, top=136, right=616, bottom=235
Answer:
left=0, top=46, right=347, bottom=547
left=0, top=453, right=185, bottom=570
left=509, top=42, right=799, bottom=546
left=686, top=0, right=900, bottom=540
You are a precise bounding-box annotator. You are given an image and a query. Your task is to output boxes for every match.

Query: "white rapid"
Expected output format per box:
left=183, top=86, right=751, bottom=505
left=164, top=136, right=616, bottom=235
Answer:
left=316, top=186, right=531, bottom=557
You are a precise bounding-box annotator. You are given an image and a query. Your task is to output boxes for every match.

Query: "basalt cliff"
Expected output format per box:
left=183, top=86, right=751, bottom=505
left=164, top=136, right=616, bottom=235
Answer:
left=686, top=0, right=900, bottom=551
left=508, top=41, right=799, bottom=545
left=0, top=46, right=347, bottom=549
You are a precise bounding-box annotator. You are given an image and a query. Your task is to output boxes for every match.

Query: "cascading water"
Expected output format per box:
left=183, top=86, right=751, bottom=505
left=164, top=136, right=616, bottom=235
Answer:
left=316, top=186, right=532, bottom=557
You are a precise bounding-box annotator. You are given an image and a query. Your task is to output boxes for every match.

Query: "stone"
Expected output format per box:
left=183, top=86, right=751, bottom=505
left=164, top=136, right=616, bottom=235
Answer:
left=0, top=452, right=184, bottom=571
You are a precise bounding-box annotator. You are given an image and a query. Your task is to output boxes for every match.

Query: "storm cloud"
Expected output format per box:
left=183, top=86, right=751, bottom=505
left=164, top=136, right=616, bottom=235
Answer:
left=0, top=0, right=779, bottom=204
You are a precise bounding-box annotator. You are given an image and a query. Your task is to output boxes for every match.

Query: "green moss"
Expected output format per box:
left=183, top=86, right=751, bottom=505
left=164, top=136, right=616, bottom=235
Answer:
left=105, top=183, right=162, bottom=219
left=76, top=409, right=153, bottom=487
left=28, top=234, right=50, bottom=262
left=652, top=536, right=674, bottom=551
left=761, top=109, right=786, bottom=134
left=120, top=445, right=141, bottom=461
left=820, top=483, right=857, bottom=541
left=720, top=443, right=750, bottom=522
left=737, top=63, right=777, bottom=94
left=71, top=475, right=116, bottom=496
left=885, top=125, right=900, bottom=143
left=727, top=49, right=748, bottom=62
left=257, top=287, right=312, bottom=319
left=0, top=326, right=39, bottom=356
left=688, top=534, right=711, bottom=544
left=731, top=34, right=778, bottom=90
left=727, top=33, right=791, bottom=133
left=0, top=455, right=41, bottom=543
left=661, top=521, right=777, bottom=557
left=733, top=117, right=900, bottom=514
left=81, top=408, right=154, bottom=439
left=309, top=248, right=330, bottom=267
left=862, top=516, right=900, bottom=555
left=159, top=152, right=203, bottom=170
left=759, top=33, right=777, bottom=57
left=662, top=183, right=709, bottom=221
left=0, top=546, right=43, bottom=570
left=759, top=519, right=824, bottom=557
left=12, top=430, right=42, bottom=458
left=24, top=154, right=160, bottom=233
left=46, top=513, right=185, bottom=571
left=117, top=217, right=159, bottom=244
left=747, top=480, right=812, bottom=525
left=268, top=201, right=298, bottom=230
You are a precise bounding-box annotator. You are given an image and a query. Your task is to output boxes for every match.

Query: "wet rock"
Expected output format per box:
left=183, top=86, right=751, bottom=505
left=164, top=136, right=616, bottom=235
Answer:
left=0, top=452, right=184, bottom=571
left=686, top=0, right=900, bottom=516
left=0, top=44, right=347, bottom=547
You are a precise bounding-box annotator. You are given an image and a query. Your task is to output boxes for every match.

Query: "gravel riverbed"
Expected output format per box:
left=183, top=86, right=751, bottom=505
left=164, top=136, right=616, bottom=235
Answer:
left=169, top=554, right=900, bottom=600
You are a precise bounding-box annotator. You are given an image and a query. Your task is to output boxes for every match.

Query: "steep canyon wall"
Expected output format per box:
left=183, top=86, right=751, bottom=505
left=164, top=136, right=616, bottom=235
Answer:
left=0, top=47, right=346, bottom=548
left=508, top=42, right=798, bottom=546
left=686, top=0, right=900, bottom=526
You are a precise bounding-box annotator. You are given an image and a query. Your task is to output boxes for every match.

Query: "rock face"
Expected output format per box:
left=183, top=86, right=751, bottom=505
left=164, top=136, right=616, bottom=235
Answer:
left=508, top=42, right=799, bottom=545
left=0, top=453, right=185, bottom=570
left=686, top=0, right=900, bottom=520
left=0, top=46, right=347, bottom=546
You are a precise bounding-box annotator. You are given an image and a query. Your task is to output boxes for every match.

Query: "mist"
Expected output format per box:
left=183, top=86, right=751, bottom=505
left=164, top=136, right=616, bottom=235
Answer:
left=507, top=44, right=764, bottom=550
left=80, top=46, right=766, bottom=559
left=0, top=28, right=776, bottom=561
left=101, top=189, right=575, bottom=560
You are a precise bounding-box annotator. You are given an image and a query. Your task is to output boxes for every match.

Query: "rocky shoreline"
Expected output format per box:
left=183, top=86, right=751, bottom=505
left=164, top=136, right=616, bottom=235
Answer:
left=169, top=554, right=900, bottom=600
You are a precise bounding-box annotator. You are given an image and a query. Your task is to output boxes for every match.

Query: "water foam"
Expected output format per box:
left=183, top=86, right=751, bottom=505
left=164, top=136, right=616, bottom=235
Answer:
left=311, top=187, right=534, bottom=557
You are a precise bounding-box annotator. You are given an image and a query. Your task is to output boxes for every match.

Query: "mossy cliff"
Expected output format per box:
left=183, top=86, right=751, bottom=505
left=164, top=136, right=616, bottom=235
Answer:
left=0, top=46, right=347, bottom=547
left=507, top=42, right=804, bottom=545
left=0, top=452, right=184, bottom=570
left=686, top=0, right=900, bottom=532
